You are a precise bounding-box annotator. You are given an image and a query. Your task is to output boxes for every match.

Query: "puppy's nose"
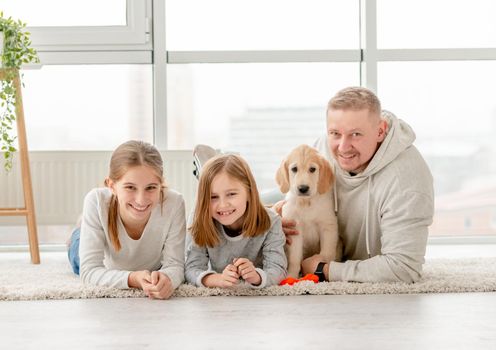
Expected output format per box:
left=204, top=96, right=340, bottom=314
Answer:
left=298, top=185, right=310, bottom=194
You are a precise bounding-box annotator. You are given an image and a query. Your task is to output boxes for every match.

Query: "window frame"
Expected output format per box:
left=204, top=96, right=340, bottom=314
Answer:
left=18, top=0, right=496, bottom=244
left=27, top=0, right=151, bottom=51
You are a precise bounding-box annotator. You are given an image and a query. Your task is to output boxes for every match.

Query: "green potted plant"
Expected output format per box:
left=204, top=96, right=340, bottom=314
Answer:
left=0, top=11, right=39, bottom=171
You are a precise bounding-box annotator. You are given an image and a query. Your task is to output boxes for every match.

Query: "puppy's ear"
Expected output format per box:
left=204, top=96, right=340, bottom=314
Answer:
left=317, top=155, right=334, bottom=194
left=275, top=158, right=290, bottom=194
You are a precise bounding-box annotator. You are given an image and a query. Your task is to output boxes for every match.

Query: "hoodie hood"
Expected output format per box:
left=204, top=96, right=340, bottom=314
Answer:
left=362, top=110, right=416, bottom=177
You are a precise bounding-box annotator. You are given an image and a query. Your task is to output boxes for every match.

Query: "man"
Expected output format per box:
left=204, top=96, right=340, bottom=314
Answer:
left=285, top=86, right=434, bottom=283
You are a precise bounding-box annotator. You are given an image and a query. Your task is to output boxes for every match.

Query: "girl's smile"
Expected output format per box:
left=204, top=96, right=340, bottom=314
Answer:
left=107, top=165, right=162, bottom=235
left=210, top=171, right=249, bottom=231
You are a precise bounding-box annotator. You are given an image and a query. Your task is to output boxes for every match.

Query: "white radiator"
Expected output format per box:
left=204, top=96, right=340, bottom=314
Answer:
left=0, top=151, right=197, bottom=225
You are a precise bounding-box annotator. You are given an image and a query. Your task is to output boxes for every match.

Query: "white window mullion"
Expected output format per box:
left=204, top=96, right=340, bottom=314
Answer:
left=378, top=48, right=496, bottom=61
left=359, top=0, right=378, bottom=93
left=35, top=51, right=152, bottom=65
left=167, top=50, right=360, bottom=64
left=152, top=0, right=168, bottom=149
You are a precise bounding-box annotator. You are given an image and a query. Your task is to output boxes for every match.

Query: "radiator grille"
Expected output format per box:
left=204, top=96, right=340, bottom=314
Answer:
left=0, top=151, right=196, bottom=225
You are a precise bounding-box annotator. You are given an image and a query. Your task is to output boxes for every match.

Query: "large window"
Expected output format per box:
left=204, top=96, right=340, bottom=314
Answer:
left=167, top=63, right=359, bottom=189
left=165, top=0, right=361, bottom=190
left=22, top=65, right=153, bottom=150
left=163, top=0, right=496, bottom=239
left=166, top=0, right=358, bottom=50
left=0, top=0, right=149, bottom=48
left=0, top=0, right=153, bottom=151
left=379, top=61, right=496, bottom=236
left=0, top=0, right=127, bottom=26
left=0, top=0, right=153, bottom=245
left=375, top=0, right=496, bottom=239
left=378, top=0, right=496, bottom=49
left=1, top=0, right=495, bottom=245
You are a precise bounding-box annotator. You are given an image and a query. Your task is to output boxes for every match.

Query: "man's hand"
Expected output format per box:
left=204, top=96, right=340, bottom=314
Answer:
left=301, top=255, right=329, bottom=281
left=272, top=200, right=285, bottom=216
left=281, top=218, right=298, bottom=245
left=273, top=199, right=299, bottom=244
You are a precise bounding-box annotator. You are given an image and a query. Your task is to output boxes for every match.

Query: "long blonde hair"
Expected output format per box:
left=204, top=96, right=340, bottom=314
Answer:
left=105, top=140, right=166, bottom=251
left=189, top=154, right=270, bottom=248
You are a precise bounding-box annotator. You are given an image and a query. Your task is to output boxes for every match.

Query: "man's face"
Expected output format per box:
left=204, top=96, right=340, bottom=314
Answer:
left=326, top=108, right=387, bottom=174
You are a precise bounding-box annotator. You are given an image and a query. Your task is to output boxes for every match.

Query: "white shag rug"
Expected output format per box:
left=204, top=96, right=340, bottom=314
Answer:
left=1, top=254, right=496, bottom=301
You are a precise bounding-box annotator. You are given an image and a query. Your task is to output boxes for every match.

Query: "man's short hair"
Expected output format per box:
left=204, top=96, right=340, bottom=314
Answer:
left=327, top=86, right=381, bottom=116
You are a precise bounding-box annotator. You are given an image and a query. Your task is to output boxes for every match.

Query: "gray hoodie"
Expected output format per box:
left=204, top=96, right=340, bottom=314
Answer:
left=314, top=110, right=434, bottom=283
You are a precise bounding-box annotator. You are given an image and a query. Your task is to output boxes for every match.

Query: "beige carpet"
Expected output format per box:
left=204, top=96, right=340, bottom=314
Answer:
left=1, top=253, right=496, bottom=301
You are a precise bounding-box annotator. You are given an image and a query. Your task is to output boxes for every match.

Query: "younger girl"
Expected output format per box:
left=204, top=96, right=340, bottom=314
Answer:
left=186, top=154, right=287, bottom=288
left=67, top=140, right=186, bottom=299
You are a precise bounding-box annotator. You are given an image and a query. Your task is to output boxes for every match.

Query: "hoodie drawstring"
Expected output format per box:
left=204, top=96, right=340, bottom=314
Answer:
left=333, top=164, right=338, bottom=215
left=333, top=162, right=371, bottom=258
left=365, top=177, right=371, bottom=258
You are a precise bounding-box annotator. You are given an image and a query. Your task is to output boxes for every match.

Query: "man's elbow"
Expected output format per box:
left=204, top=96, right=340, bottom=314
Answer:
left=392, top=262, right=423, bottom=284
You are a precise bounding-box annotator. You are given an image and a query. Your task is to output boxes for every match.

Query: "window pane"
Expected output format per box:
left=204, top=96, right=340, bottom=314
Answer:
left=0, top=0, right=127, bottom=26
left=167, top=63, right=359, bottom=189
left=166, top=0, right=359, bottom=50
left=20, top=65, right=153, bottom=150
left=378, top=0, right=496, bottom=49
left=379, top=61, right=496, bottom=236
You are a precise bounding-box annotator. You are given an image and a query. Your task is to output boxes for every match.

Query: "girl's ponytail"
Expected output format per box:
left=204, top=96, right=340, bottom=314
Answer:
left=108, top=194, right=121, bottom=251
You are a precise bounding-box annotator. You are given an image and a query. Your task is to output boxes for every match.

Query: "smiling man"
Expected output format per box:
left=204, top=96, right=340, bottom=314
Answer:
left=284, top=86, right=434, bottom=283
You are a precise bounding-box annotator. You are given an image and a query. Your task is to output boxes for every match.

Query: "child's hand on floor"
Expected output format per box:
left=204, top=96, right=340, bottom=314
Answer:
left=202, top=264, right=240, bottom=288
left=128, top=270, right=152, bottom=290
left=234, top=258, right=261, bottom=286
left=145, top=271, right=174, bottom=300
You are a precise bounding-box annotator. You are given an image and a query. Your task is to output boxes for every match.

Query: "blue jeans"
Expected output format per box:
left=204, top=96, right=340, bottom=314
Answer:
left=67, top=227, right=80, bottom=275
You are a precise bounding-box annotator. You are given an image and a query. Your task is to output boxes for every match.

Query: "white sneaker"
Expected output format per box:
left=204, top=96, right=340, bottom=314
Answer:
left=193, top=144, right=218, bottom=179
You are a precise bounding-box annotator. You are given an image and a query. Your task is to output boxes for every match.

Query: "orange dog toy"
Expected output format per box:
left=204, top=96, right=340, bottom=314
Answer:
left=279, top=274, right=319, bottom=286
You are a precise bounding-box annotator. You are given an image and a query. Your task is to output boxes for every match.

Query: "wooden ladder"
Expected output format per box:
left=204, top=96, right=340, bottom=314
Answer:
left=0, top=68, right=40, bottom=264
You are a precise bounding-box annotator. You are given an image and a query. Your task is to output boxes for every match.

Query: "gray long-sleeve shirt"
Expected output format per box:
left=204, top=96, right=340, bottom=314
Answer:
left=185, top=208, right=287, bottom=288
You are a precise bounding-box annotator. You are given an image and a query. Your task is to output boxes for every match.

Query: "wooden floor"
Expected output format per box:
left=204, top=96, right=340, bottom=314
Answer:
left=1, top=293, right=496, bottom=349
left=1, top=245, right=496, bottom=349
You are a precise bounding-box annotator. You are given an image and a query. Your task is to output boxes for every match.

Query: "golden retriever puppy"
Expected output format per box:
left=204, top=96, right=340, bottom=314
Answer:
left=276, top=144, right=341, bottom=278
